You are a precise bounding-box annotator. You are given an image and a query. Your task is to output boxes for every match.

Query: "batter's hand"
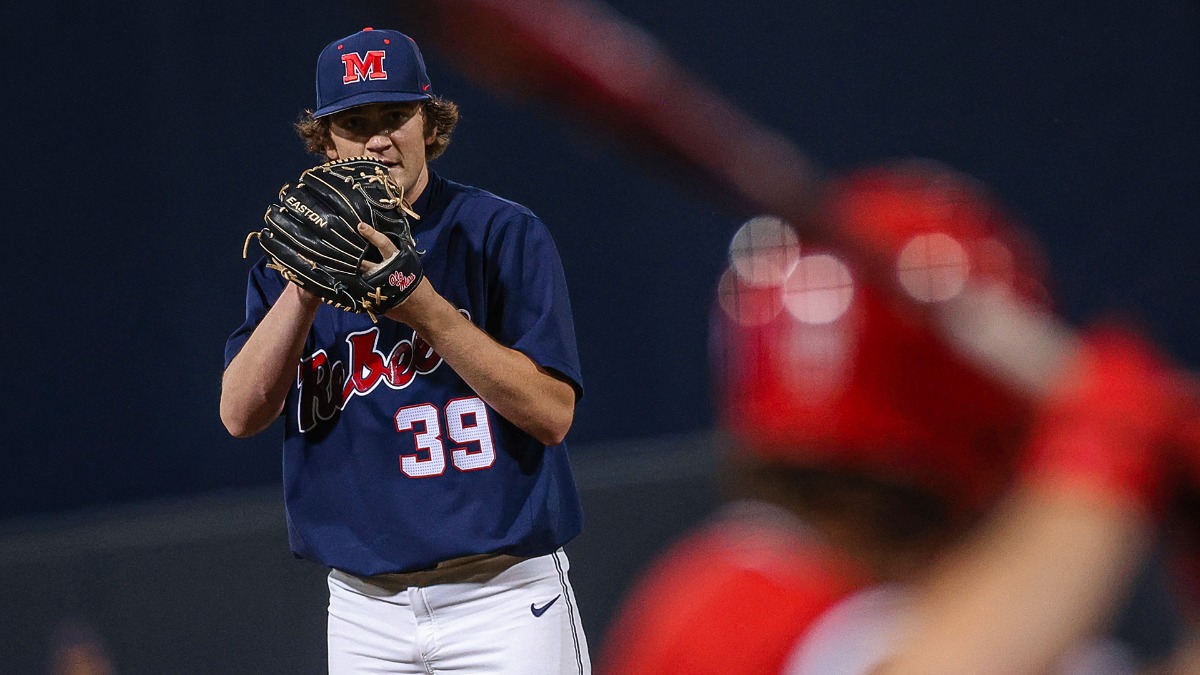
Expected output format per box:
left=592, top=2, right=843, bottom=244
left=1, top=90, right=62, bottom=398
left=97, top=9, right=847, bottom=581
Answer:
left=1020, top=325, right=1187, bottom=513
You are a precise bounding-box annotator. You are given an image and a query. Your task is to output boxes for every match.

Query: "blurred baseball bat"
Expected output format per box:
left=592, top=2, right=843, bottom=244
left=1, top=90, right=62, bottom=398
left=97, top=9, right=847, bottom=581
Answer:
left=408, top=0, right=825, bottom=228
left=408, top=0, right=1080, bottom=401
left=408, top=0, right=1200, bottom=490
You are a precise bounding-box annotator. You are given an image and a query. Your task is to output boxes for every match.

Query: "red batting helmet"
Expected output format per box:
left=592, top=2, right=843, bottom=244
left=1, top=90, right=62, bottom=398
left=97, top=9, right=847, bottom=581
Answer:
left=713, top=160, right=1052, bottom=510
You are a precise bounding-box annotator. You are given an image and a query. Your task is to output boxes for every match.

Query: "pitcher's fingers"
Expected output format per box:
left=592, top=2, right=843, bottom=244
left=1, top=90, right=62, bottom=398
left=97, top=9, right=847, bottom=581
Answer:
left=357, top=223, right=400, bottom=274
left=357, top=223, right=399, bottom=256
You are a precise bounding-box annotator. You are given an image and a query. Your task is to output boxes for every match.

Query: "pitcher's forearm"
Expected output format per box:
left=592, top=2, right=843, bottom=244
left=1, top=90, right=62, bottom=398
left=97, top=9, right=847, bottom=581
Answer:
left=221, top=284, right=321, bottom=437
left=387, top=282, right=576, bottom=445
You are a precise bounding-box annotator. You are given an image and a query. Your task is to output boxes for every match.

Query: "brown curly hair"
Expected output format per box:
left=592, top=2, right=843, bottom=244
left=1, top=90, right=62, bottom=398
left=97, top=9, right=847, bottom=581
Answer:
left=294, top=96, right=460, bottom=160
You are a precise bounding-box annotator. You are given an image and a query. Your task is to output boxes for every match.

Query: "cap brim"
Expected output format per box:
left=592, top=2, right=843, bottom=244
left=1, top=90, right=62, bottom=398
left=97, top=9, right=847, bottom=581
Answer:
left=314, top=90, right=432, bottom=118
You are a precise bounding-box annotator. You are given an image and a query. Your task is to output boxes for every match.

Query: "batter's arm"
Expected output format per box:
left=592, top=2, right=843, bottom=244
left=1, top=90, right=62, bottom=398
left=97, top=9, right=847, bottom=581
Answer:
left=874, top=487, right=1151, bottom=675
left=384, top=277, right=576, bottom=447
left=220, top=284, right=321, bottom=437
left=874, top=329, right=1178, bottom=675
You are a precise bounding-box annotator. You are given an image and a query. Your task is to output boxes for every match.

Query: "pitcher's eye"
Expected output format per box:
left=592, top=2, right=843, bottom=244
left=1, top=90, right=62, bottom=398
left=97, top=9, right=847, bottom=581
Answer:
left=385, top=109, right=415, bottom=127
left=337, top=116, right=364, bottom=132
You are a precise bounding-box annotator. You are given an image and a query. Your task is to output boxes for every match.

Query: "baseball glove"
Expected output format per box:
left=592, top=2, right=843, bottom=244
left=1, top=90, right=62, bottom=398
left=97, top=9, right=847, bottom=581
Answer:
left=244, top=156, right=424, bottom=317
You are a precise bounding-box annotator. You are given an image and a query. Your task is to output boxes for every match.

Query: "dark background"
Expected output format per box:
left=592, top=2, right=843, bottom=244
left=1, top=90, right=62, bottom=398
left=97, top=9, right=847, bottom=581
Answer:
left=4, top=0, right=1195, bottom=514
left=5, top=0, right=1197, bottom=520
left=2, top=0, right=1198, bottom=671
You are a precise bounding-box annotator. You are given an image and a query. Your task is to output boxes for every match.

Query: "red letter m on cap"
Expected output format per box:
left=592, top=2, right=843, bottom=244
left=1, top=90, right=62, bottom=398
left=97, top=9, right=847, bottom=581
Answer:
left=342, top=51, right=387, bottom=84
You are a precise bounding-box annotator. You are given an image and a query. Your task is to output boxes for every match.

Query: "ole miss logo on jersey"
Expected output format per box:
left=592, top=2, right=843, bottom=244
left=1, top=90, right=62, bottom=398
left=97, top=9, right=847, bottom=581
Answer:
left=342, top=50, right=387, bottom=84
left=296, top=324, right=446, bottom=433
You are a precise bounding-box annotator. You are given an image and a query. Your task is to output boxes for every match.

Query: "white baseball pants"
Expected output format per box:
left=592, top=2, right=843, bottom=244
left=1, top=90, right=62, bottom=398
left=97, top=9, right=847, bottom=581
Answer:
left=327, top=549, right=591, bottom=674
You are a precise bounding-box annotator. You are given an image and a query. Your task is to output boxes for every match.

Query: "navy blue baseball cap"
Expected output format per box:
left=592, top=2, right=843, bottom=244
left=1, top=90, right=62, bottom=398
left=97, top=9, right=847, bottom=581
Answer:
left=313, top=27, right=432, bottom=118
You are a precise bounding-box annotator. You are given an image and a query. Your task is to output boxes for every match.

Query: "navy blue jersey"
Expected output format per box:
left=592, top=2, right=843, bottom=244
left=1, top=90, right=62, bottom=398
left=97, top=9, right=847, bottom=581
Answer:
left=226, top=172, right=585, bottom=576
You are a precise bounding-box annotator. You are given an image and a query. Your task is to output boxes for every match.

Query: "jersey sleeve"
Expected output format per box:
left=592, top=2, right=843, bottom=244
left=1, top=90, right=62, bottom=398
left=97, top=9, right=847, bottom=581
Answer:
left=781, top=585, right=910, bottom=675
left=600, top=519, right=860, bottom=675
left=485, top=213, right=584, bottom=399
left=224, top=258, right=287, bottom=369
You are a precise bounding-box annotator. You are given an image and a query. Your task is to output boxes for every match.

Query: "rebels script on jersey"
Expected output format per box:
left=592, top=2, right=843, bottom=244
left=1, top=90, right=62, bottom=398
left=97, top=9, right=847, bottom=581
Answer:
left=226, top=172, right=585, bottom=576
